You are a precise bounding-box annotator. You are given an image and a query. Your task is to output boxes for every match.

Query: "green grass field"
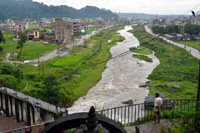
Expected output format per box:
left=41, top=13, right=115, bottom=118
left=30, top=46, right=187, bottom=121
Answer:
left=132, top=54, right=153, bottom=62
left=177, top=40, right=200, bottom=50
left=0, top=33, right=57, bottom=61
left=29, top=24, right=36, bottom=29
left=85, top=27, right=96, bottom=34
left=129, top=25, right=198, bottom=99
left=130, top=47, right=153, bottom=54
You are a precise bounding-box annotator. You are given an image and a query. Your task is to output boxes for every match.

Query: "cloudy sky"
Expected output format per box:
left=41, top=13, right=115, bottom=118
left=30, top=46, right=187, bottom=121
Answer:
left=32, top=0, right=200, bottom=15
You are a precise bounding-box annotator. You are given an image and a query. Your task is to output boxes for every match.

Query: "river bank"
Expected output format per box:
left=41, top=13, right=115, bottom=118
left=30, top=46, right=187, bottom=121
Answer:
left=67, top=25, right=160, bottom=114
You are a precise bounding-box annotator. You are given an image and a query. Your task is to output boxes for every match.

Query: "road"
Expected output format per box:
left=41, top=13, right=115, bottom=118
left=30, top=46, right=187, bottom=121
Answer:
left=145, top=25, right=200, bottom=59
left=67, top=25, right=160, bottom=114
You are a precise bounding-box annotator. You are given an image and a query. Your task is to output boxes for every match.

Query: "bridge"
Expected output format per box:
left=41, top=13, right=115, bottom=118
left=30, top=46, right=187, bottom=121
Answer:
left=0, top=87, right=67, bottom=132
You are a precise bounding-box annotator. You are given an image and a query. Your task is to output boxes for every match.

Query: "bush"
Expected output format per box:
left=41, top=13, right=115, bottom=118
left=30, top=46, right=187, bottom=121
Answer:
left=0, top=46, right=3, bottom=52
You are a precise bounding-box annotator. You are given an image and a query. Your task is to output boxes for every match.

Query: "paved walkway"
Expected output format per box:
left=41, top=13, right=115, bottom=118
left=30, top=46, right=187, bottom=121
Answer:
left=125, top=119, right=171, bottom=133
left=145, top=25, right=200, bottom=59
left=0, top=114, right=26, bottom=132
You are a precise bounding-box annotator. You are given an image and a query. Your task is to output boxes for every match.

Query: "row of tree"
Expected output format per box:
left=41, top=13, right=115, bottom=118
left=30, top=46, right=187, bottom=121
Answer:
left=184, top=23, right=200, bottom=35
left=0, top=30, right=26, bottom=58
left=152, top=25, right=181, bottom=35
left=152, top=23, right=200, bottom=36
left=0, top=30, right=5, bottom=51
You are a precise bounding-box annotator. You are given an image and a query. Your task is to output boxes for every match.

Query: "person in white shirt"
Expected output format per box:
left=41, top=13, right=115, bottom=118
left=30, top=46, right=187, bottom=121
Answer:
left=154, top=93, right=162, bottom=124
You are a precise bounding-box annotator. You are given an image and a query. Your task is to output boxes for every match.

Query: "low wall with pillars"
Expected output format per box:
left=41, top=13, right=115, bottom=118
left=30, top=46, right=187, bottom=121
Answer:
left=0, top=87, right=68, bottom=126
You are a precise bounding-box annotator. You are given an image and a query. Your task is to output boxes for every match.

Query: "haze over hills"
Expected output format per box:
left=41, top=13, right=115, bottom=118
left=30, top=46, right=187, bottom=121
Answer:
left=0, top=0, right=117, bottom=20
left=118, top=13, right=183, bottom=19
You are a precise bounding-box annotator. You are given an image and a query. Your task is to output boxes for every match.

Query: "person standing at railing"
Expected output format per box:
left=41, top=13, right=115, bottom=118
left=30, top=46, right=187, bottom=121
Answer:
left=55, top=98, right=59, bottom=111
left=153, top=93, right=163, bottom=124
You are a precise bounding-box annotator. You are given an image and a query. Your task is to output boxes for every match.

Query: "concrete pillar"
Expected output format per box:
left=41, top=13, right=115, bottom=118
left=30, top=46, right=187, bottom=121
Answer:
left=15, top=99, right=21, bottom=122
left=2, top=93, right=5, bottom=110
left=5, top=94, right=10, bottom=117
left=23, top=102, right=27, bottom=123
left=12, top=98, right=16, bottom=117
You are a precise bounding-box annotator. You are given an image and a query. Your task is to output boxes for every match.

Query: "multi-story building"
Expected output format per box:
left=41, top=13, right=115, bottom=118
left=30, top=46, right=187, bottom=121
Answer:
left=55, top=18, right=73, bottom=43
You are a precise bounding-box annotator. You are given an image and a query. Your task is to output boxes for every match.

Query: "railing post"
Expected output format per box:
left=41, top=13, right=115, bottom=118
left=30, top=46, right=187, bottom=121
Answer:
left=125, top=107, right=127, bottom=124
left=134, top=105, right=136, bottom=122
left=128, top=106, right=130, bottom=124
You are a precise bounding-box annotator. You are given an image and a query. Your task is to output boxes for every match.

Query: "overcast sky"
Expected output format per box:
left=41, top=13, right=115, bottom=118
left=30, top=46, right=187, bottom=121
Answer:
left=32, top=0, right=200, bottom=15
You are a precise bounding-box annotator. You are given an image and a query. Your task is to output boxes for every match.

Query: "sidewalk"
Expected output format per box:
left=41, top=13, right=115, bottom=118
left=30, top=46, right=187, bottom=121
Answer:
left=124, top=119, right=171, bottom=133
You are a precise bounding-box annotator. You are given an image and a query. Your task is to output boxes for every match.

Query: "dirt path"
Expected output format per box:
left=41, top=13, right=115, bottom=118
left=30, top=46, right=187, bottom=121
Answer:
left=67, top=25, right=160, bottom=114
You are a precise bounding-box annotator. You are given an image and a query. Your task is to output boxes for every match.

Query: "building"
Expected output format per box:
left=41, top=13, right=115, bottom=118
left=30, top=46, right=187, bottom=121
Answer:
left=104, top=19, right=110, bottom=25
left=55, top=18, right=73, bottom=43
left=27, top=29, right=40, bottom=41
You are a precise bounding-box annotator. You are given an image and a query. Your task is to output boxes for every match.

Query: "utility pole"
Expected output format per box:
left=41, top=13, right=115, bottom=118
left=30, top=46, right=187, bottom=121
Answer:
left=38, top=52, right=40, bottom=75
left=192, top=10, right=200, bottom=111
left=197, top=59, right=200, bottom=111
left=42, top=60, right=44, bottom=74
left=57, top=44, right=59, bottom=55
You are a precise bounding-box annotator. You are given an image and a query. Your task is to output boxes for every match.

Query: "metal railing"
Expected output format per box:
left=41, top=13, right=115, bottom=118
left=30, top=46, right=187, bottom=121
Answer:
left=2, top=99, right=199, bottom=133
left=97, top=99, right=198, bottom=125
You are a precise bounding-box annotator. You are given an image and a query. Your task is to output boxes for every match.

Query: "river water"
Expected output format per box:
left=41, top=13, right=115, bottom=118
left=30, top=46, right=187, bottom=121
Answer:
left=68, top=25, right=160, bottom=114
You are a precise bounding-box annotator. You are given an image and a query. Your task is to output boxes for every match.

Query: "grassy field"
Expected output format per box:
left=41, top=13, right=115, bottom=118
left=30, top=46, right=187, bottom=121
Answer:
left=0, top=33, right=58, bottom=61
left=29, top=24, right=36, bottom=29
left=129, top=25, right=198, bottom=99
left=85, top=27, right=96, bottom=34
left=132, top=54, right=153, bottom=62
left=177, top=40, right=200, bottom=50
left=0, top=25, right=125, bottom=106
left=130, top=47, right=152, bottom=54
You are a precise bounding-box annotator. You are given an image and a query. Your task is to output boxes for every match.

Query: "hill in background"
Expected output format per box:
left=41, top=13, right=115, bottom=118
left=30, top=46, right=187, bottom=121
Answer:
left=0, top=0, right=117, bottom=20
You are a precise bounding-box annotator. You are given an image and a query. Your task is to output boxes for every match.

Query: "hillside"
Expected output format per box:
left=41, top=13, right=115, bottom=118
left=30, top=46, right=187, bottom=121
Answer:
left=0, top=0, right=117, bottom=20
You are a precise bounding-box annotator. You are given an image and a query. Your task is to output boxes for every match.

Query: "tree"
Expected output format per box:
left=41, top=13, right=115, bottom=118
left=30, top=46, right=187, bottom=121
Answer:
left=16, top=33, right=26, bottom=59
left=42, top=74, right=60, bottom=104
left=0, top=30, right=5, bottom=44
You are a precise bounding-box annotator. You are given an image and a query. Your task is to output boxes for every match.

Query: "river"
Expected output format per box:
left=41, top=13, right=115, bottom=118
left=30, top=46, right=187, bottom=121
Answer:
left=67, top=25, right=160, bottom=114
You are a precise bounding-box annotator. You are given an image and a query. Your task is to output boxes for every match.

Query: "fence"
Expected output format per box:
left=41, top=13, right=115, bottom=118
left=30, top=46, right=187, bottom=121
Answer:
left=97, top=99, right=199, bottom=125
left=3, top=99, right=199, bottom=132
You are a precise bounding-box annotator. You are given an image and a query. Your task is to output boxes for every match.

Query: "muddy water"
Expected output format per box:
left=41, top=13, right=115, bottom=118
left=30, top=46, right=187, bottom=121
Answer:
left=68, top=25, right=160, bottom=114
